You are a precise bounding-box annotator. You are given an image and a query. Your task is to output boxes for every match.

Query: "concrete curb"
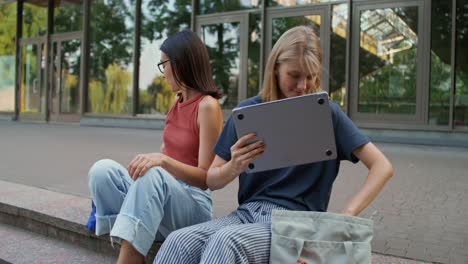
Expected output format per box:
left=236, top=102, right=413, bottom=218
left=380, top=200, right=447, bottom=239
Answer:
left=0, top=201, right=163, bottom=262
left=0, top=201, right=119, bottom=256
left=0, top=180, right=161, bottom=262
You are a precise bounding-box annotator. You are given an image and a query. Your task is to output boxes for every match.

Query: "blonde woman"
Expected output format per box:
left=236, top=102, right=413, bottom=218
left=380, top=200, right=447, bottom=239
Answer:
left=154, top=26, right=393, bottom=264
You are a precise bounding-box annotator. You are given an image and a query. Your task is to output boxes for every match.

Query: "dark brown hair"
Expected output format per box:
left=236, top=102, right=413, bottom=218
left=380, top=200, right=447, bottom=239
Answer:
left=160, top=30, right=222, bottom=99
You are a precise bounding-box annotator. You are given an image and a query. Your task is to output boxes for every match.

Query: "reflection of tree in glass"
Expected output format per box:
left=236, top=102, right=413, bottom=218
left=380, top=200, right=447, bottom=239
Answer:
left=20, top=45, right=39, bottom=112
left=272, top=17, right=319, bottom=49
left=454, top=0, right=468, bottom=125
left=203, top=23, right=239, bottom=109
left=358, top=45, right=417, bottom=114
left=104, top=63, right=131, bottom=112
left=141, top=0, right=191, bottom=41
left=247, top=13, right=261, bottom=98
left=0, top=2, right=17, bottom=112
left=89, top=0, right=133, bottom=82
left=22, top=3, right=47, bottom=38
left=88, top=63, right=131, bottom=113
left=198, top=0, right=252, bottom=14
left=60, top=40, right=81, bottom=112
left=140, top=76, right=175, bottom=114
left=0, top=3, right=17, bottom=57
left=89, top=79, right=104, bottom=112
left=88, top=0, right=134, bottom=113
left=53, top=1, right=83, bottom=33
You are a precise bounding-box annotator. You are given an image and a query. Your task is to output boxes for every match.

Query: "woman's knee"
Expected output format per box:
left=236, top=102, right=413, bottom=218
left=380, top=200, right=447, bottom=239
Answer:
left=208, top=229, right=238, bottom=246
left=88, top=159, right=122, bottom=190
left=163, top=228, right=197, bottom=248
left=133, top=166, right=174, bottom=189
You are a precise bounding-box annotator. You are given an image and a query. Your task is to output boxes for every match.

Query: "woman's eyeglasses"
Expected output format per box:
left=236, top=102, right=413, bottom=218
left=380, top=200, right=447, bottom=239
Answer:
left=157, top=59, right=170, bottom=74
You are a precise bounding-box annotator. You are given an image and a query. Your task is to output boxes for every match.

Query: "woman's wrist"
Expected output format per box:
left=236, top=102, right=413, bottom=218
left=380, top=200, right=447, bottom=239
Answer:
left=214, top=162, right=236, bottom=188
left=160, top=153, right=169, bottom=169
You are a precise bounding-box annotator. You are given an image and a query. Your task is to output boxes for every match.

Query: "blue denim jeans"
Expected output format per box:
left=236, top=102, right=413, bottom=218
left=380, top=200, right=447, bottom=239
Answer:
left=88, top=159, right=212, bottom=255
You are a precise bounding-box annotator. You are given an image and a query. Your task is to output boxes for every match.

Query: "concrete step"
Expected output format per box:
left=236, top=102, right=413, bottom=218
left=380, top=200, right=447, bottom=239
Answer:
left=0, top=179, right=161, bottom=263
left=0, top=180, right=430, bottom=263
left=0, top=222, right=116, bottom=263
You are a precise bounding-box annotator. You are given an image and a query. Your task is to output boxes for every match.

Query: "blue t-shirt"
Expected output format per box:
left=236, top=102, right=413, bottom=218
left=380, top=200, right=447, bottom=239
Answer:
left=213, top=96, right=370, bottom=212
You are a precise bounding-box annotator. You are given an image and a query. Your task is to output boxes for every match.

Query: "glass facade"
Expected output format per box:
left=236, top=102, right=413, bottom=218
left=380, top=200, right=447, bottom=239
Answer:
left=53, top=0, right=83, bottom=34
left=201, top=22, right=242, bottom=109
left=268, top=0, right=340, bottom=8
left=88, top=0, right=134, bottom=114
left=51, top=39, right=81, bottom=114
left=247, top=12, right=262, bottom=98
left=1, top=0, right=467, bottom=135
left=357, top=6, right=419, bottom=115
left=329, top=3, right=347, bottom=108
left=455, top=0, right=468, bottom=127
left=0, top=2, right=16, bottom=112
left=22, top=0, right=47, bottom=39
left=20, top=42, right=46, bottom=113
left=198, top=0, right=259, bottom=15
left=429, top=1, right=452, bottom=125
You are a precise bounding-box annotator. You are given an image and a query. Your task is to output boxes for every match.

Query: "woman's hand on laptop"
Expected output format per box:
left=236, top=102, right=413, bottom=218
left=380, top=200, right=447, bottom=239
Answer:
left=226, top=133, right=265, bottom=176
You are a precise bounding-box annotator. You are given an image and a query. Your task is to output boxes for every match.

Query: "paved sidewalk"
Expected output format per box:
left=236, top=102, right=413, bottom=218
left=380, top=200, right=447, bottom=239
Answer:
left=1, top=121, right=467, bottom=263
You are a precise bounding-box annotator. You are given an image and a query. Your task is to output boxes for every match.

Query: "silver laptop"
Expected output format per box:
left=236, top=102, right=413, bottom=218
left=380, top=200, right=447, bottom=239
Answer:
left=232, top=92, right=337, bottom=173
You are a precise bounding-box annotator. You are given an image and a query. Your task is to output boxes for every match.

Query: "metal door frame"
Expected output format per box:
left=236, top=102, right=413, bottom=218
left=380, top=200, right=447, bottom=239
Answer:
left=196, top=11, right=250, bottom=112
left=18, top=37, right=47, bottom=121
left=49, top=31, right=82, bottom=122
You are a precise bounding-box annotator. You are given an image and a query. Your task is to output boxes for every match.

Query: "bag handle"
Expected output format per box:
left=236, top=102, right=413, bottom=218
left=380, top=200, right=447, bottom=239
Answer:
left=344, top=241, right=355, bottom=264
left=292, top=238, right=305, bottom=262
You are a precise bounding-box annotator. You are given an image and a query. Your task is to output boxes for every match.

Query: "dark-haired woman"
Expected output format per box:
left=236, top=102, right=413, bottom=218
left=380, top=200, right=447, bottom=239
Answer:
left=87, top=30, right=223, bottom=263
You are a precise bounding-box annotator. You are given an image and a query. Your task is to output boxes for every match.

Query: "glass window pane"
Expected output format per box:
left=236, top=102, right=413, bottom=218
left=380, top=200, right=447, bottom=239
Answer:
left=138, top=0, right=191, bottom=116
left=201, top=22, right=241, bottom=109
left=329, top=3, right=347, bottom=109
left=23, top=0, right=47, bottom=38
left=0, top=2, right=17, bottom=112
left=247, top=12, right=261, bottom=98
left=87, top=0, right=134, bottom=114
left=455, top=0, right=468, bottom=127
left=199, top=0, right=259, bottom=15
left=54, top=0, right=83, bottom=33
left=20, top=43, right=46, bottom=113
left=60, top=40, right=81, bottom=113
left=271, top=15, right=321, bottom=48
left=357, top=7, right=418, bottom=114
left=271, top=14, right=322, bottom=94
left=429, top=1, right=452, bottom=125
left=268, top=0, right=339, bottom=8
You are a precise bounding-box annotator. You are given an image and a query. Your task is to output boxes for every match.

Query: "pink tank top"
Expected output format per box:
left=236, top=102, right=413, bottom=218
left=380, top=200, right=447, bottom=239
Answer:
left=162, top=94, right=206, bottom=167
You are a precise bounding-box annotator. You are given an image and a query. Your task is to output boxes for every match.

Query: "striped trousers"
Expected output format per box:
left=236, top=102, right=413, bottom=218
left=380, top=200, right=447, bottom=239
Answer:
left=154, top=201, right=287, bottom=264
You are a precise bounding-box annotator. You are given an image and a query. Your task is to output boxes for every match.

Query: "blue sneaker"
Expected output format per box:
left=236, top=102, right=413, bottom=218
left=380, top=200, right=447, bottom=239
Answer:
left=86, top=200, right=96, bottom=232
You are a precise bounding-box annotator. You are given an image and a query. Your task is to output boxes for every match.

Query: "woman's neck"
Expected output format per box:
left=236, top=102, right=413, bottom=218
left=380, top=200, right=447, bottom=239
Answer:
left=180, top=89, right=201, bottom=102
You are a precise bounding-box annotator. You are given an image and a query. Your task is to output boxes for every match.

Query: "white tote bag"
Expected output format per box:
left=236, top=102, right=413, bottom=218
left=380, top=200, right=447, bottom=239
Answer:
left=270, top=210, right=373, bottom=264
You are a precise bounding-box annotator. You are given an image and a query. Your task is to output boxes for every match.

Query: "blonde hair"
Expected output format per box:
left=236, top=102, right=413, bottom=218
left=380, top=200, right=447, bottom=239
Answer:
left=260, top=26, right=322, bottom=102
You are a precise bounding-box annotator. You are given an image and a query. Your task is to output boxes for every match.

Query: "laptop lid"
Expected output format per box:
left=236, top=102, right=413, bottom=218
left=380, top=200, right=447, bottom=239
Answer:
left=232, top=92, right=337, bottom=173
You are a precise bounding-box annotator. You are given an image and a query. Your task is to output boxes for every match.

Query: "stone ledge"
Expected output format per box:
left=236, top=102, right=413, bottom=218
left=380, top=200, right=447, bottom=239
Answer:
left=0, top=180, right=161, bottom=262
